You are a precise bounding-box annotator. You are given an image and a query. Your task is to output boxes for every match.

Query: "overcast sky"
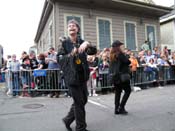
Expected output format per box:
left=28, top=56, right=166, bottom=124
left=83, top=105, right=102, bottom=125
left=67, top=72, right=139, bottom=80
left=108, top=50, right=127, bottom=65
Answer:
left=0, top=0, right=174, bottom=59
left=0, top=0, right=44, bottom=58
left=154, top=0, right=174, bottom=6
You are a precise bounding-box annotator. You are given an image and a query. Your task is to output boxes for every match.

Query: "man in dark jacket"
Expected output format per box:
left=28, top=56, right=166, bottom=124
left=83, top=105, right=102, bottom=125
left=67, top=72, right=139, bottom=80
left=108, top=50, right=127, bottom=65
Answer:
left=57, top=19, right=95, bottom=131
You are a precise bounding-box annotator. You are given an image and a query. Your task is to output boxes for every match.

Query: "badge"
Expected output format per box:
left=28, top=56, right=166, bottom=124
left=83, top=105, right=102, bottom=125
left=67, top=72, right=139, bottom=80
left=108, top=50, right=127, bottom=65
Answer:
left=75, top=58, right=81, bottom=64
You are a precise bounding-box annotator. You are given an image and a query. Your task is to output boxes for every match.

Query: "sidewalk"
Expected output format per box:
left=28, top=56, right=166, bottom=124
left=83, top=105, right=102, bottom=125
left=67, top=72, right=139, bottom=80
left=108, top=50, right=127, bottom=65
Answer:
left=0, top=82, right=7, bottom=91
left=0, top=82, right=5, bottom=89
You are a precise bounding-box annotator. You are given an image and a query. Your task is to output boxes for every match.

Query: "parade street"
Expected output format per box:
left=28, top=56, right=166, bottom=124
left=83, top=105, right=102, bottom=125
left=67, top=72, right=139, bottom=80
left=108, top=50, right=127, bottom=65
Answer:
left=0, top=86, right=175, bottom=131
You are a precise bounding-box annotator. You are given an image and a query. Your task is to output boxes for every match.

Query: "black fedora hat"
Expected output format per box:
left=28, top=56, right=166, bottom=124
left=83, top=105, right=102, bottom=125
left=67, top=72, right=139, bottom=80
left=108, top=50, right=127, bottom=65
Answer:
left=112, top=40, right=124, bottom=47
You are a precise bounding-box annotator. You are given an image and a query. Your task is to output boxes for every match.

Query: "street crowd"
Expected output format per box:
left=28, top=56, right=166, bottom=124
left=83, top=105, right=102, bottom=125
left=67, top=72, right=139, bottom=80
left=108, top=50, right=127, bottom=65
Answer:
left=0, top=41, right=174, bottom=98
left=1, top=19, right=175, bottom=131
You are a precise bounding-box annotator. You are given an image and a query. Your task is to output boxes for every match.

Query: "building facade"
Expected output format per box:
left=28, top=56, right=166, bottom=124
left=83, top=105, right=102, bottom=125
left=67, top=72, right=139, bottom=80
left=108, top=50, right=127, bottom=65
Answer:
left=0, top=44, right=3, bottom=68
left=34, top=0, right=172, bottom=54
left=160, top=6, right=175, bottom=51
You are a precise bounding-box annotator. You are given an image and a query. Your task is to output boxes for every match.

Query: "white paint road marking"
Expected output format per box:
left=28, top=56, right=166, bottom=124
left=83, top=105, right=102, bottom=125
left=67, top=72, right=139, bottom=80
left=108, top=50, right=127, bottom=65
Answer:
left=88, top=99, right=108, bottom=109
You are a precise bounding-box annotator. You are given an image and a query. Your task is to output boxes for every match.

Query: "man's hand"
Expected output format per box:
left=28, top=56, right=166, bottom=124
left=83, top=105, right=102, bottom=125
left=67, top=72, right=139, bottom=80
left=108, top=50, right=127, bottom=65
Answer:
left=71, top=47, right=78, bottom=56
left=78, top=41, right=90, bottom=53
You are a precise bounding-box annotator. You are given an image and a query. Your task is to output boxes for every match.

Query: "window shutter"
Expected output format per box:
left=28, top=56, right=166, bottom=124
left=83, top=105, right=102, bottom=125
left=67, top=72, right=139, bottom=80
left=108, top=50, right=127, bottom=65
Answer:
left=98, top=19, right=111, bottom=50
left=125, top=22, right=136, bottom=50
left=147, top=26, right=155, bottom=51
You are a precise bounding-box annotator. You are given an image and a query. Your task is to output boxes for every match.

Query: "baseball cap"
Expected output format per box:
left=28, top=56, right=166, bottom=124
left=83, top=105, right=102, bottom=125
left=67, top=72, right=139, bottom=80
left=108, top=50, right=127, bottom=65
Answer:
left=112, top=40, right=124, bottom=47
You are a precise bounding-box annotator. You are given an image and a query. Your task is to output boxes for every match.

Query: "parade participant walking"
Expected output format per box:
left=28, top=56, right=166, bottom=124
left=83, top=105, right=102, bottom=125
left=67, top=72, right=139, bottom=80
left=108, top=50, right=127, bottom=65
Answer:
left=109, top=40, right=131, bottom=115
left=57, top=19, right=95, bottom=131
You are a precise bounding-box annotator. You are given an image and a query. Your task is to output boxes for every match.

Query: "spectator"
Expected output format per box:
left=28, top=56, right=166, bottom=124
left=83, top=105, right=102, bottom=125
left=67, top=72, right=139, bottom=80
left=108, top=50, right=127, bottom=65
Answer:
left=163, top=46, right=169, bottom=58
left=87, top=55, right=98, bottom=96
left=20, top=51, right=27, bottom=64
left=20, top=55, right=31, bottom=97
left=5, top=55, right=12, bottom=96
left=29, top=51, right=38, bottom=70
left=141, top=40, right=150, bottom=51
left=147, top=58, right=158, bottom=81
left=8, top=54, right=20, bottom=96
left=46, top=47, right=60, bottom=98
left=98, top=52, right=110, bottom=90
left=145, top=50, right=155, bottom=64
left=34, top=53, right=48, bottom=96
left=129, top=52, right=139, bottom=86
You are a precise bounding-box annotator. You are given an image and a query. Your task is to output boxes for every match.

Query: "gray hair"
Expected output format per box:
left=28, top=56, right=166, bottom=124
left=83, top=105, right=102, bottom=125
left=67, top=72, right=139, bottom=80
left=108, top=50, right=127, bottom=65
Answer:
left=67, top=19, right=80, bottom=33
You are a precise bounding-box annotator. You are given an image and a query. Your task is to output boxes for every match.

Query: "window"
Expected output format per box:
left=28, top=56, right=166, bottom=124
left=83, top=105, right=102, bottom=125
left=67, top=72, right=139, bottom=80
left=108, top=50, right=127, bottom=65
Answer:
left=124, top=21, right=137, bottom=50
left=64, top=14, right=84, bottom=38
left=97, top=17, right=112, bottom=50
left=145, top=24, right=157, bottom=51
left=48, top=21, right=53, bottom=47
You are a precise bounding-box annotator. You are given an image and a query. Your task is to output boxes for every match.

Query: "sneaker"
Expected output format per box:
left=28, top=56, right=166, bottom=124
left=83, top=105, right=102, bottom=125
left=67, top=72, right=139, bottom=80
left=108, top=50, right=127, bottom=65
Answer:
left=6, top=89, right=12, bottom=96
left=18, top=95, right=24, bottom=98
left=34, top=87, right=38, bottom=90
left=24, top=93, right=31, bottom=97
left=47, top=93, right=54, bottom=98
left=41, top=94, right=47, bottom=97
left=158, top=86, right=164, bottom=89
left=53, top=94, right=59, bottom=98
left=6, top=92, right=12, bottom=97
left=88, top=93, right=92, bottom=97
left=133, top=86, right=141, bottom=92
left=93, top=93, right=98, bottom=96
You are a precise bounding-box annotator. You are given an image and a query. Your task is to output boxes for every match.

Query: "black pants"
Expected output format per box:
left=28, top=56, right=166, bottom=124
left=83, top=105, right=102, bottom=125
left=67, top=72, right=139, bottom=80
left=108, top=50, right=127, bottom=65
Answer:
left=114, top=81, right=131, bottom=110
left=63, top=82, right=88, bottom=131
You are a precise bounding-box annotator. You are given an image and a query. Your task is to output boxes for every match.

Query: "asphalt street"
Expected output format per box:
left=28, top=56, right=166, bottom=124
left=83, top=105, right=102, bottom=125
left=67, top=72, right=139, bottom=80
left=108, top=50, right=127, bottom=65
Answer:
left=0, top=85, right=175, bottom=131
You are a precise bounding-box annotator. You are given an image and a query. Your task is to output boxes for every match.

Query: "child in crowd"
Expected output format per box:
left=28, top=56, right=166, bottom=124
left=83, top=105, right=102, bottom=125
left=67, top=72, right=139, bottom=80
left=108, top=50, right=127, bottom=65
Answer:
left=21, top=55, right=31, bottom=97
left=87, top=55, right=99, bottom=96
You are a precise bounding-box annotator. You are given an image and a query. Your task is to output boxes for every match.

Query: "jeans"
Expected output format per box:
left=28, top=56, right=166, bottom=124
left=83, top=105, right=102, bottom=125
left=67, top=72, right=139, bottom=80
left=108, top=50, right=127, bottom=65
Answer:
left=12, top=72, right=20, bottom=95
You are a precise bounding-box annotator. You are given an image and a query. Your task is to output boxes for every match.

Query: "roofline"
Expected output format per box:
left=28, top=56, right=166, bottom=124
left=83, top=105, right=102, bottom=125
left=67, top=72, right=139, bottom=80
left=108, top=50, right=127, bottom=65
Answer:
left=112, top=0, right=173, bottom=13
left=34, top=0, right=173, bottom=43
left=34, top=0, right=53, bottom=43
left=160, top=14, right=175, bottom=24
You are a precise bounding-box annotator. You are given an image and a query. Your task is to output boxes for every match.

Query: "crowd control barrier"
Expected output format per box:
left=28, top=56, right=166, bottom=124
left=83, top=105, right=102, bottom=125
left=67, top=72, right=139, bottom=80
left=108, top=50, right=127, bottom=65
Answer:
left=94, top=65, right=175, bottom=91
left=5, top=69, right=68, bottom=96
left=4, top=65, right=175, bottom=96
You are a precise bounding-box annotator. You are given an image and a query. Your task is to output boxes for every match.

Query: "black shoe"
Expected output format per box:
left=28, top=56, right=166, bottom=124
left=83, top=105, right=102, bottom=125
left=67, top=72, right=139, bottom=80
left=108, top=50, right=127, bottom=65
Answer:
left=77, top=129, right=90, bottom=131
left=62, top=118, right=72, bottom=131
left=119, top=108, right=128, bottom=115
left=114, top=106, right=120, bottom=115
left=114, top=110, right=120, bottom=115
